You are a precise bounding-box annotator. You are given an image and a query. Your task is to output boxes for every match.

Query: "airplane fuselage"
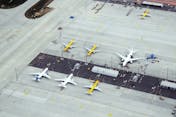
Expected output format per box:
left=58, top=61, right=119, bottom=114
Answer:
left=64, top=40, right=75, bottom=52
left=35, top=68, right=48, bottom=81
left=141, top=9, right=150, bottom=19
left=37, top=68, right=48, bottom=78
left=87, top=80, right=99, bottom=94
left=122, top=52, right=133, bottom=67
left=62, top=73, right=73, bottom=86
left=87, top=44, right=97, bottom=56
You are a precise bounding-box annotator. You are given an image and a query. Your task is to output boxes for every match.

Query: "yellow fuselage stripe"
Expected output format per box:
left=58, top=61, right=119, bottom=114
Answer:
left=87, top=45, right=97, bottom=56
left=87, top=80, right=99, bottom=94
left=64, top=40, right=74, bottom=51
left=141, top=10, right=149, bottom=19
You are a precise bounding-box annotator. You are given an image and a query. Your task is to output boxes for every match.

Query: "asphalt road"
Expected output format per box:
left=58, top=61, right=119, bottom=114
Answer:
left=29, top=53, right=176, bottom=99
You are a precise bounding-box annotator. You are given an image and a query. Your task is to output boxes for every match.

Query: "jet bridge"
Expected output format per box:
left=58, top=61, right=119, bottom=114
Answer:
left=91, top=66, right=119, bottom=78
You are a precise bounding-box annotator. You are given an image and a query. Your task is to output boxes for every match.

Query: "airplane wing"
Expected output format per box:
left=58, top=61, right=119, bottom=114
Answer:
left=55, top=78, right=66, bottom=82
left=43, top=73, right=51, bottom=79
left=63, top=43, right=67, bottom=47
left=85, top=47, right=90, bottom=52
left=84, top=85, right=92, bottom=89
left=130, top=58, right=143, bottom=61
left=30, top=73, right=40, bottom=76
left=94, top=50, right=100, bottom=53
left=69, top=80, right=77, bottom=85
left=146, top=14, right=151, bottom=17
left=140, top=14, right=151, bottom=18
left=95, top=86, right=102, bottom=92
left=116, top=53, right=126, bottom=60
left=70, top=46, right=76, bottom=48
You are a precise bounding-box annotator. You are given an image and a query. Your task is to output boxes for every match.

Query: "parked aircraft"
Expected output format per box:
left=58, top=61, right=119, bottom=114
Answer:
left=140, top=9, right=151, bottom=19
left=116, top=48, right=142, bottom=67
left=55, top=73, right=77, bottom=88
left=63, top=39, right=75, bottom=52
left=84, top=80, right=102, bottom=95
left=85, top=44, right=99, bottom=56
left=31, top=68, right=51, bottom=81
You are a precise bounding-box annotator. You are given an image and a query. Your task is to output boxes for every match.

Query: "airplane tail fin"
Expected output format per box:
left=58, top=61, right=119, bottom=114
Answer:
left=68, top=80, right=77, bottom=85
left=128, top=48, right=137, bottom=54
left=63, top=43, right=66, bottom=47
left=31, top=73, right=40, bottom=76
left=86, top=92, right=93, bottom=95
left=33, top=77, right=40, bottom=82
left=58, top=83, right=67, bottom=88
left=84, top=85, right=92, bottom=95
left=85, top=47, right=90, bottom=51
left=95, top=87, right=102, bottom=92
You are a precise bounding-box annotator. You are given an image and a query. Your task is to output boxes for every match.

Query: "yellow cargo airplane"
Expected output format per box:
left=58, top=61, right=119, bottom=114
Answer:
left=140, top=9, right=151, bottom=19
left=85, top=44, right=99, bottom=56
left=63, top=39, right=75, bottom=52
left=84, top=80, right=102, bottom=95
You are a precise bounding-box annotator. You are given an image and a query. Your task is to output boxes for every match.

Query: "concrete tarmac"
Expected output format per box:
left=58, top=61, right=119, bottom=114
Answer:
left=0, top=66, right=175, bottom=117
left=0, top=0, right=176, bottom=117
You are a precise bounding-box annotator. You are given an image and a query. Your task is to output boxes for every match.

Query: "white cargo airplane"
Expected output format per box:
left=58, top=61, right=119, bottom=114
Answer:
left=116, top=49, right=142, bottom=67
left=31, top=68, right=51, bottom=81
left=55, top=73, right=77, bottom=88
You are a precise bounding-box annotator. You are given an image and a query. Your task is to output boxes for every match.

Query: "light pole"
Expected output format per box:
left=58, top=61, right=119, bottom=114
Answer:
left=58, top=27, right=63, bottom=43
left=15, top=67, right=18, bottom=81
left=53, top=27, right=63, bottom=44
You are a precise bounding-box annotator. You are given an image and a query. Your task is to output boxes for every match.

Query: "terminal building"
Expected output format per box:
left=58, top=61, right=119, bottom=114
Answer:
left=91, top=66, right=119, bottom=77
left=160, top=80, right=176, bottom=90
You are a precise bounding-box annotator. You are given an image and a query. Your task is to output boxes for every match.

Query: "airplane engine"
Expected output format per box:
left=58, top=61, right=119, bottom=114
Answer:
left=121, top=59, right=124, bottom=62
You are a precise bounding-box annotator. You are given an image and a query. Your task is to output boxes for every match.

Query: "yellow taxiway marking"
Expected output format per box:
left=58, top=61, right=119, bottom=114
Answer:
left=23, top=88, right=30, bottom=96
left=79, top=104, right=84, bottom=109
left=107, top=113, right=112, bottom=117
